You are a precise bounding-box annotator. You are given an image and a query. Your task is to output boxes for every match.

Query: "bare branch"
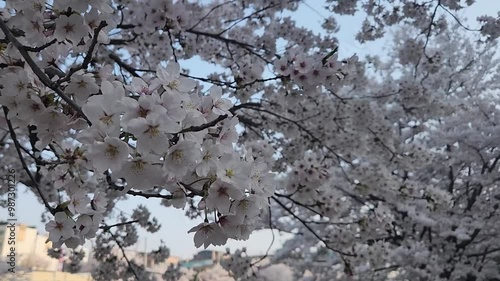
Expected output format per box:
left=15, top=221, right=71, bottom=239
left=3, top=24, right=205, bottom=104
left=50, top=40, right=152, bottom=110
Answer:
left=101, top=220, right=140, bottom=231
left=104, top=227, right=141, bottom=280
left=3, top=107, right=55, bottom=214
left=272, top=196, right=356, bottom=257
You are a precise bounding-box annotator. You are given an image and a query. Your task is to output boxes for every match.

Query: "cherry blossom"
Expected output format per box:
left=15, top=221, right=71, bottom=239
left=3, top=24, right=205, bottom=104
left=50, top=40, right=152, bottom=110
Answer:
left=189, top=222, right=228, bottom=249
left=45, top=212, right=75, bottom=243
left=86, top=136, right=129, bottom=173
left=1, top=0, right=500, bottom=280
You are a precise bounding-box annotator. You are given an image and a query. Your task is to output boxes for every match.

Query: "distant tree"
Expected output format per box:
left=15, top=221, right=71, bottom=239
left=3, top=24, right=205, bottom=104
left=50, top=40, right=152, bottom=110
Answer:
left=63, top=248, right=85, bottom=273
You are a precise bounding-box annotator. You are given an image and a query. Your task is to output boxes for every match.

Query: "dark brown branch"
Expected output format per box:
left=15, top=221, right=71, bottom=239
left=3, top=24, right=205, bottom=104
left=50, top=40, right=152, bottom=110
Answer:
left=179, top=182, right=204, bottom=197
left=126, top=190, right=174, bottom=200
left=101, top=220, right=140, bottom=231
left=3, top=107, right=55, bottom=214
left=448, top=166, right=455, bottom=193
left=467, top=247, right=500, bottom=258
left=189, top=0, right=238, bottom=30
left=176, top=102, right=261, bottom=134
left=107, top=36, right=137, bottom=45
left=488, top=153, right=500, bottom=173
left=274, top=192, right=324, bottom=217
left=423, top=0, right=440, bottom=53
left=456, top=228, right=481, bottom=250
left=56, top=21, right=108, bottom=86
left=106, top=172, right=173, bottom=199
left=374, top=265, right=400, bottom=272
left=185, top=29, right=273, bottom=64
left=166, top=29, right=178, bottom=62
left=438, top=4, right=481, bottom=32
left=219, top=1, right=284, bottom=35
left=108, top=52, right=140, bottom=77
left=24, top=39, right=57, bottom=52
left=108, top=51, right=282, bottom=90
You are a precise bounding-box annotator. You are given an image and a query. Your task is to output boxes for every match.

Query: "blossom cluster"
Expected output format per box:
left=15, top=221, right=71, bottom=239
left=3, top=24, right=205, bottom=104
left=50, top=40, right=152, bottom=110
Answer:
left=45, top=190, right=107, bottom=249
left=0, top=55, right=275, bottom=249
left=273, top=48, right=357, bottom=91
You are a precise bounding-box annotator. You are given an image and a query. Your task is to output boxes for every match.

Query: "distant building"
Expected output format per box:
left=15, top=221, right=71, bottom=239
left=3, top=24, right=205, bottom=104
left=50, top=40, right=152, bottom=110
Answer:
left=165, top=255, right=181, bottom=266
left=180, top=250, right=226, bottom=270
left=107, top=247, right=181, bottom=280
left=0, top=222, right=59, bottom=271
left=0, top=271, right=93, bottom=281
left=193, top=250, right=224, bottom=263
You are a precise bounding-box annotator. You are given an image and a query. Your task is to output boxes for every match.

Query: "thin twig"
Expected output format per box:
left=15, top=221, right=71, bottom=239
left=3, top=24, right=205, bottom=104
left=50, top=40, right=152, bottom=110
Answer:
left=166, top=29, right=178, bottom=62
left=24, top=38, right=57, bottom=52
left=101, top=220, right=140, bottom=231
left=439, top=4, right=481, bottom=32
left=272, top=196, right=356, bottom=257
left=176, top=102, right=261, bottom=134
left=188, top=0, right=238, bottom=30
left=274, top=192, right=324, bottom=217
left=108, top=52, right=140, bottom=77
left=3, top=107, right=55, bottom=214
left=104, top=227, right=141, bottom=280
left=251, top=199, right=275, bottom=266
left=56, top=21, right=108, bottom=86
left=245, top=106, right=352, bottom=165
left=179, top=182, right=204, bottom=196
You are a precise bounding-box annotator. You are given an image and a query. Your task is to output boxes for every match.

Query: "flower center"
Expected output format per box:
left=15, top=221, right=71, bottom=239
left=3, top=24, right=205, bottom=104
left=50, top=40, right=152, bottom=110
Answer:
left=77, top=80, right=87, bottom=89
left=167, top=80, right=180, bottom=90
left=172, top=150, right=184, bottom=161
left=64, top=23, right=75, bottom=33
left=138, top=107, right=149, bottom=118
left=30, top=103, right=41, bottom=112
left=217, top=186, right=228, bottom=197
left=55, top=222, right=64, bottom=231
left=105, top=144, right=119, bottom=158
left=132, top=160, right=146, bottom=172
left=99, top=114, right=114, bottom=125
left=203, top=153, right=212, bottom=161
left=147, top=125, right=161, bottom=137
left=16, top=81, right=26, bottom=92
left=238, top=200, right=250, bottom=210
left=201, top=225, right=214, bottom=236
left=225, top=169, right=235, bottom=178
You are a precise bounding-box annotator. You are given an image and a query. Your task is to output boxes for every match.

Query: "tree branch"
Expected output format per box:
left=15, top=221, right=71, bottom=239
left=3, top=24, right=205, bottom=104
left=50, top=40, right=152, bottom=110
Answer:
left=272, top=196, right=356, bottom=257
left=101, top=220, right=140, bottom=231
left=3, top=107, right=55, bottom=214
left=104, top=227, right=141, bottom=280
left=56, top=21, right=108, bottom=86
